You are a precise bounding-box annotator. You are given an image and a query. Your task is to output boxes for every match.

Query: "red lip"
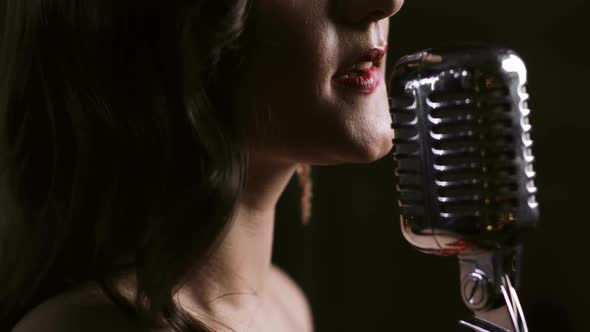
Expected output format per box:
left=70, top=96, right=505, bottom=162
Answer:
left=358, top=47, right=387, bottom=63
left=333, top=46, right=388, bottom=95
left=333, top=66, right=381, bottom=95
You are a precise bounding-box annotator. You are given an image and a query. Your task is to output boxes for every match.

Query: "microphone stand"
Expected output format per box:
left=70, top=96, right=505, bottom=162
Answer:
left=457, top=246, right=529, bottom=332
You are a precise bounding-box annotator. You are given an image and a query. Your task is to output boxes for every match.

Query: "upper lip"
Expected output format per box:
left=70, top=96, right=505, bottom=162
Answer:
left=335, top=45, right=388, bottom=75
left=359, top=47, right=387, bottom=63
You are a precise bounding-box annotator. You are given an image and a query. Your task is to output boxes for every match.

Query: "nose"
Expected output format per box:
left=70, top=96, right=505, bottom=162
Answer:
left=332, top=0, right=404, bottom=26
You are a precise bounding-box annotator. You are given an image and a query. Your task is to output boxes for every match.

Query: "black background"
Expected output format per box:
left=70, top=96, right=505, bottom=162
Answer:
left=274, top=1, right=589, bottom=331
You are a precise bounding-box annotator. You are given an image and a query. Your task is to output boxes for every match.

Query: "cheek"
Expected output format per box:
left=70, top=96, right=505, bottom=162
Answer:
left=241, top=3, right=393, bottom=164
left=241, top=2, right=332, bottom=147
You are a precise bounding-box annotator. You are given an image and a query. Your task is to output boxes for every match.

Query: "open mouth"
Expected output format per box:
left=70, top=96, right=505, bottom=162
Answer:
left=333, top=47, right=386, bottom=95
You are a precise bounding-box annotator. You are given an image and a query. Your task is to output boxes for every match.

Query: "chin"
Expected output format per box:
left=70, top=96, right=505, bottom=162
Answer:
left=305, top=125, right=394, bottom=166
left=364, top=138, right=394, bottom=162
left=346, top=130, right=394, bottom=163
left=343, top=95, right=395, bottom=163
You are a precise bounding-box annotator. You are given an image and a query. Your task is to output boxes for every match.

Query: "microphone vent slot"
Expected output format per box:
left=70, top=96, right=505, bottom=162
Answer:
left=390, top=47, right=539, bottom=242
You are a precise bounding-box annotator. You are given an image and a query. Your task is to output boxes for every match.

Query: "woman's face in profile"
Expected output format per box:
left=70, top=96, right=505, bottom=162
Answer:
left=239, top=0, right=404, bottom=165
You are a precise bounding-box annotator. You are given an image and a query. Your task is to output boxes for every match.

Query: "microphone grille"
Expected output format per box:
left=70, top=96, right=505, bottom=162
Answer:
left=390, top=46, right=539, bottom=252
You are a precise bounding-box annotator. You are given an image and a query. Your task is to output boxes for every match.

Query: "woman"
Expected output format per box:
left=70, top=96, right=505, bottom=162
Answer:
left=0, top=0, right=404, bottom=331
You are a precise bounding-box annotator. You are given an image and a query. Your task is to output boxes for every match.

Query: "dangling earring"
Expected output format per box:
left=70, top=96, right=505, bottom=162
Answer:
left=295, top=164, right=313, bottom=225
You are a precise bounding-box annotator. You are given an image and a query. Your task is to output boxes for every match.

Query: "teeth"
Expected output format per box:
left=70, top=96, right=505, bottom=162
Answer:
left=353, top=61, right=373, bottom=70
left=342, top=71, right=363, bottom=78
left=338, top=61, right=374, bottom=78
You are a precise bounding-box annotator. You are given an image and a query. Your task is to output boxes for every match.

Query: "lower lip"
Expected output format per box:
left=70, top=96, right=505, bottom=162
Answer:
left=332, top=66, right=381, bottom=95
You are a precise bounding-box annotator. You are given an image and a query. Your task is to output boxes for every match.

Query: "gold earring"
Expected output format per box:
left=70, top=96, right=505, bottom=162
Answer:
left=295, top=164, right=312, bottom=225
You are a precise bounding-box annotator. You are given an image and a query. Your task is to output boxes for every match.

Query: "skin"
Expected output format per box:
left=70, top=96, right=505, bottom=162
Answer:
left=13, top=0, right=405, bottom=331
left=240, top=0, right=403, bottom=165
left=180, top=0, right=404, bottom=330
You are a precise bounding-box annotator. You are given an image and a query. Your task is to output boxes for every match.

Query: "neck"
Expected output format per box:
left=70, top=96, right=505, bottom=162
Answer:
left=179, top=155, right=298, bottom=328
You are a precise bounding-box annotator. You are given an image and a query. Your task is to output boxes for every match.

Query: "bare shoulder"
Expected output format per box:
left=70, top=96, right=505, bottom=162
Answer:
left=269, top=265, right=314, bottom=332
left=11, top=285, right=145, bottom=332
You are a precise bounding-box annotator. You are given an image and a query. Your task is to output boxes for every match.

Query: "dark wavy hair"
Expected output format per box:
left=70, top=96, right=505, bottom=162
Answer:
left=0, top=0, right=251, bottom=330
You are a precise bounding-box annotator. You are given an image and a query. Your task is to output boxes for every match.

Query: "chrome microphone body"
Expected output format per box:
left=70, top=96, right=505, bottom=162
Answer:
left=389, top=46, right=539, bottom=332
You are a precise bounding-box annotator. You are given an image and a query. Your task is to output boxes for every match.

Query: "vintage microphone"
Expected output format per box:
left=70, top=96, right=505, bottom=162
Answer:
left=389, top=45, right=539, bottom=332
